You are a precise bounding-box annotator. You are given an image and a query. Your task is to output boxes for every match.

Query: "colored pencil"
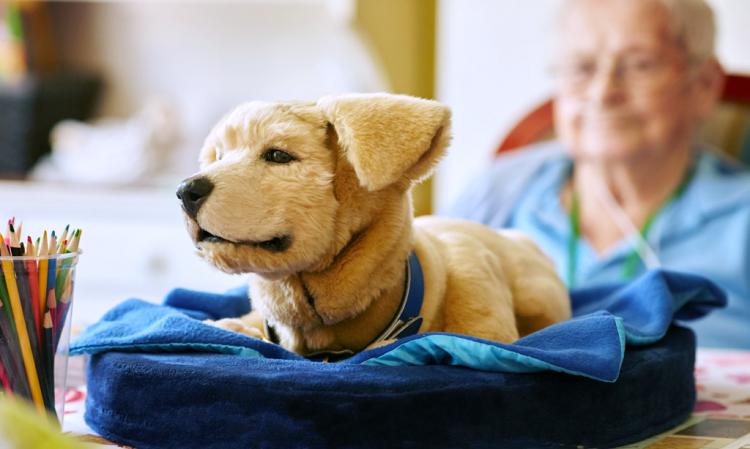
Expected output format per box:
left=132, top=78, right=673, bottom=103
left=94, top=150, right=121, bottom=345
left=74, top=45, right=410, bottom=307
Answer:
left=69, top=229, right=81, bottom=253
left=0, top=361, right=9, bottom=393
left=25, top=237, right=42, bottom=347
left=55, top=229, right=80, bottom=303
left=0, top=234, right=44, bottom=413
left=54, top=254, right=70, bottom=302
left=46, top=289, right=57, bottom=344
left=43, top=312, right=54, bottom=412
left=37, top=232, right=48, bottom=329
left=8, top=227, right=41, bottom=372
left=60, top=225, right=69, bottom=249
left=0, top=306, right=29, bottom=397
left=0, top=260, right=13, bottom=331
left=13, top=222, right=22, bottom=244
left=47, top=233, right=57, bottom=315
left=0, top=320, right=16, bottom=394
left=0, top=289, right=28, bottom=397
left=47, top=231, right=60, bottom=280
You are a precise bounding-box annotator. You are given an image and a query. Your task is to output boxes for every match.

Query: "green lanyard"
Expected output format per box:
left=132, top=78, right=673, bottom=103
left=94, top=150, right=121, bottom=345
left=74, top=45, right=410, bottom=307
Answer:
left=566, top=169, right=694, bottom=288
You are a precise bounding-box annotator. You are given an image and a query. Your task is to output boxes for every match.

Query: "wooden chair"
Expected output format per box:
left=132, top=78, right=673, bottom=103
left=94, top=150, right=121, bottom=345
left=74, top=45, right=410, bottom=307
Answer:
left=496, top=73, right=750, bottom=164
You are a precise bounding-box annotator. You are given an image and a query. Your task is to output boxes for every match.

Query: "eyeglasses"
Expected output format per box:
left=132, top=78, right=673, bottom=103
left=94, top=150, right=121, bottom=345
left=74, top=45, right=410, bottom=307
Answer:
left=551, top=52, right=689, bottom=93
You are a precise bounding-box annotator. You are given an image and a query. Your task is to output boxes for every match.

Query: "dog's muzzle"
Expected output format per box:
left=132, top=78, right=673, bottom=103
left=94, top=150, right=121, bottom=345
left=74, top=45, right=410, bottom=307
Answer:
left=177, top=176, right=214, bottom=219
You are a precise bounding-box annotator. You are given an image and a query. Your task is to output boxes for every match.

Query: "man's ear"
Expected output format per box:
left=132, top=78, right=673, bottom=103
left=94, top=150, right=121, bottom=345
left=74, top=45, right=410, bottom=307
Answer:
left=692, top=58, right=725, bottom=123
left=317, top=93, right=451, bottom=191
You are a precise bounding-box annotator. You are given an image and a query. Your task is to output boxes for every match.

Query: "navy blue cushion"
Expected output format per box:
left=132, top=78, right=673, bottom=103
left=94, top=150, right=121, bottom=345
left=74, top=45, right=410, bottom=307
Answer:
left=84, top=325, right=696, bottom=449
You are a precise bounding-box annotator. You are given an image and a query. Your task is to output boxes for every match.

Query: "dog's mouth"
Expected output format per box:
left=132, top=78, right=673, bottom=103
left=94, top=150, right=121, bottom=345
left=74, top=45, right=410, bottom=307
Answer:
left=197, top=228, right=292, bottom=252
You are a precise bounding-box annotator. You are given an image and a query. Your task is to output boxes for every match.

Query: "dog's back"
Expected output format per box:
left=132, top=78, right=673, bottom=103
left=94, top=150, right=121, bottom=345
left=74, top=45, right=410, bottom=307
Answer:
left=414, top=216, right=571, bottom=342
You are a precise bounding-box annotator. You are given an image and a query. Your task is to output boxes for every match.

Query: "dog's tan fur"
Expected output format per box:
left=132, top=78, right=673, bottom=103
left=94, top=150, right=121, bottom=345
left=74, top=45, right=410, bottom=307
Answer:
left=181, top=93, right=571, bottom=355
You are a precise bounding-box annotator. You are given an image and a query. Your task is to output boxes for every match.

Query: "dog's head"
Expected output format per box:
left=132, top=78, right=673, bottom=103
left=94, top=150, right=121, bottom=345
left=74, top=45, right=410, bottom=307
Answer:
left=177, top=93, right=451, bottom=277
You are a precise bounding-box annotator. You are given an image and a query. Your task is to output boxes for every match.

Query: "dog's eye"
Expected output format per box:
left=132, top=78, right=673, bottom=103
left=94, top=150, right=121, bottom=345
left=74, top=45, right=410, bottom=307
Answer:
left=262, top=149, right=296, bottom=164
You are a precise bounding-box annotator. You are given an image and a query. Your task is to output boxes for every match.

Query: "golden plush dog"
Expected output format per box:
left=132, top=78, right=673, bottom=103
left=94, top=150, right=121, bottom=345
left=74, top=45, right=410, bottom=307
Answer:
left=177, top=93, right=571, bottom=356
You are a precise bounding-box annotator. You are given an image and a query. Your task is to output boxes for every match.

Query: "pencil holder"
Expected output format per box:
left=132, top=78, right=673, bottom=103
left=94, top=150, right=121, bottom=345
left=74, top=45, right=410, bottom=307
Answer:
left=0, top=251, right=79, bottom=424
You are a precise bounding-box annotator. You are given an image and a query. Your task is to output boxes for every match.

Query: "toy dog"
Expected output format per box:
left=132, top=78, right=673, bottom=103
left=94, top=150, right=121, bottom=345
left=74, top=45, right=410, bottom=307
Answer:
left=177, top=93, right=571, bottom=357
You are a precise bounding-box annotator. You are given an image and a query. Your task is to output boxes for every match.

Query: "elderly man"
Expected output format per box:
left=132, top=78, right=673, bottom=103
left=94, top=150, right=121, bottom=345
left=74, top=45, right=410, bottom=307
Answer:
left=447, top=0, right=750, bottom=349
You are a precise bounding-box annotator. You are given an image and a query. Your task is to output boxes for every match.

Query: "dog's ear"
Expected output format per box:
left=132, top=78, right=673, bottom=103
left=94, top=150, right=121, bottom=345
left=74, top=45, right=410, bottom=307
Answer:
left=317, top=93, right=451, bottom=191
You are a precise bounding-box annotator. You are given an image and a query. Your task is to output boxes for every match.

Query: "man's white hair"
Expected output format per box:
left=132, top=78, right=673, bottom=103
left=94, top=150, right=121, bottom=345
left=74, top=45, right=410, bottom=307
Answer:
left=559, top=0, right=717, bottom=61
left=657, top=0, right=716, bottom=61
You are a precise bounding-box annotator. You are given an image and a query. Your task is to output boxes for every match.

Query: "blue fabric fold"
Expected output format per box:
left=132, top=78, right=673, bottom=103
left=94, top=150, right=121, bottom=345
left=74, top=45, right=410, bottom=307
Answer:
left=71, top=269, right=725, bottom=382
left=163, top=286, right=251, bottom=320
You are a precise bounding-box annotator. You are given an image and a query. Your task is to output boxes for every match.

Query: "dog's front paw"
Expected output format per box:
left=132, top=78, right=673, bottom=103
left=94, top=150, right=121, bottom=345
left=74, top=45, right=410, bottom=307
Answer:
left=205, top=318, right=266, bottom=340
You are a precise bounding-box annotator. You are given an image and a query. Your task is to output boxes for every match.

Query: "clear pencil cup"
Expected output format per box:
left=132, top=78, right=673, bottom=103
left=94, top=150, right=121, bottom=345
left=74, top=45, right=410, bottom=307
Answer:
left=0, top=251, right=79, bottom=426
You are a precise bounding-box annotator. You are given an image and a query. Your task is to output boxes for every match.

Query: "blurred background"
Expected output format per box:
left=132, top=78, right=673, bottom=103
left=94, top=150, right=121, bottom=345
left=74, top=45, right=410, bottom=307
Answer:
left=1, top=0, right=749, bottom=327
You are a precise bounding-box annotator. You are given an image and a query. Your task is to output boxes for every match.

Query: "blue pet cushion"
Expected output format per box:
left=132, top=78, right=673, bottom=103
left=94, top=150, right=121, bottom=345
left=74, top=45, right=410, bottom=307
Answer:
left=72, top=270, right=725, bottom=449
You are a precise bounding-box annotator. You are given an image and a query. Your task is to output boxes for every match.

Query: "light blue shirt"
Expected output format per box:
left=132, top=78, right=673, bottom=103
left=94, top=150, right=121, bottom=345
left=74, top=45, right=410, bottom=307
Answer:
left=445, top=142, right=750, bottom=349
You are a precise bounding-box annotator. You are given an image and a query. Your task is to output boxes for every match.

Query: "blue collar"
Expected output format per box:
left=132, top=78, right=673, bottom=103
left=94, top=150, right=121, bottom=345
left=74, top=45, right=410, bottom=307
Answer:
left=301, top=251, right=425, bottom=361
left=368, top=251, right=425, bottom=345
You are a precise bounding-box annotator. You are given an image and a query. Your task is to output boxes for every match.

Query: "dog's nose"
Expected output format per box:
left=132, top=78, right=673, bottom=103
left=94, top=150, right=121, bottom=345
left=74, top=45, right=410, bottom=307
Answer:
left=176, top=177, right=214, bottom=219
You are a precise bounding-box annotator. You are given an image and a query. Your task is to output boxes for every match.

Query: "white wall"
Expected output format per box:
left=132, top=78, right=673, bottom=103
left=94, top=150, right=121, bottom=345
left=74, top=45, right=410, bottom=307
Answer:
left=711, top=0, right=750, bottom=74
left=435, top=0, right=562, bottom=211
left=435, top=0, right=750, bottom=211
